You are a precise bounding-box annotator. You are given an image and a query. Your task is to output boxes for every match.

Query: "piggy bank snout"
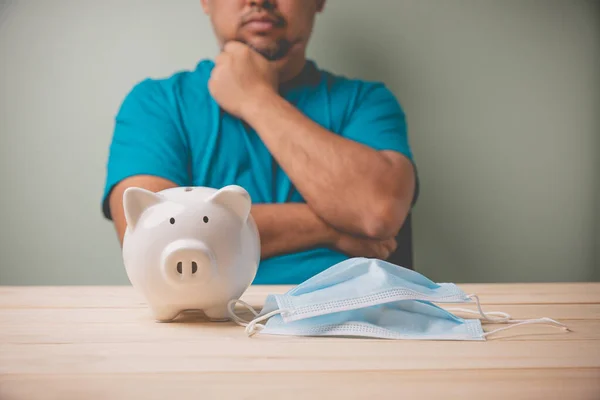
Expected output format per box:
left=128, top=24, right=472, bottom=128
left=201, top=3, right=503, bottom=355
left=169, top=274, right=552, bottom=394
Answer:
left=161, top=239, right=216, bottom=286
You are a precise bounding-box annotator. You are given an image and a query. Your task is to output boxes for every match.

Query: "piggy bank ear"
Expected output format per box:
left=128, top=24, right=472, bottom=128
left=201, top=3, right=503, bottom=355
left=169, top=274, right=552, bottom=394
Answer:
left=207, top=185, right=251, bottom=222
left=123, top=187, right=165, bottom=230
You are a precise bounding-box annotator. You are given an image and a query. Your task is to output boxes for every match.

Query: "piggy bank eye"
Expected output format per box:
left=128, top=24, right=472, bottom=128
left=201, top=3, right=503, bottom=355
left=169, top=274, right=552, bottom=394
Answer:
left=203, top=216, right=209, bottom=223
left=170, top=218, right=175, bottom=224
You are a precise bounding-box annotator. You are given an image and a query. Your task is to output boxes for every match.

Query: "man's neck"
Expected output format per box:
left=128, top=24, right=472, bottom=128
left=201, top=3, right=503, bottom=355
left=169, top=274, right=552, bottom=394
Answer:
left=277, top=54, right=307, bottom=85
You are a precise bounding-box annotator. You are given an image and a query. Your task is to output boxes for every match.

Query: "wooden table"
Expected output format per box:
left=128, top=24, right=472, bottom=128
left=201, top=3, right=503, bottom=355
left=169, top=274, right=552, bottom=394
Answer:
left=1, top=283, right=599, bottom=399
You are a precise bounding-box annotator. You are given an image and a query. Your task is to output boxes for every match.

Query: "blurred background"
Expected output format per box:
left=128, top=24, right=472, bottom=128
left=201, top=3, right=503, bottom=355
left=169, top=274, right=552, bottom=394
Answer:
left=0, top=0, right=598, bottom=285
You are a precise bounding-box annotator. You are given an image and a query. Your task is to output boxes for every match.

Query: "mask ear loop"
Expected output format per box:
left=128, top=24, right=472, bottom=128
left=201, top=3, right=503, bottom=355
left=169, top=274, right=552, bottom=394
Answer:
left=482, top=317, right=570, bottom=338
left=227, top=299, right=260, bottom=327
left=244, top=308, right=288, bottom=337
left=444, top=294, right=571, bottom=337
left=227, top=299, right=290, bottom=337
left=446, top=294, right=512, bottom=323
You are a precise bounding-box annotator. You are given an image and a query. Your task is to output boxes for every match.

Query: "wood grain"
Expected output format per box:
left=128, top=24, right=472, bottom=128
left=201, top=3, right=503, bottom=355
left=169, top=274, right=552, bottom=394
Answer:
left=0, top=314, right=597, bottom=344
left=1, top=283, right=599, bottom=308
left=2, top=340, right=599, bottom=375
left=2, top=369, right=600, bottom=400
left=0, top=284, right=599, bottom=400
left=1, top=303, right=598, bottom=323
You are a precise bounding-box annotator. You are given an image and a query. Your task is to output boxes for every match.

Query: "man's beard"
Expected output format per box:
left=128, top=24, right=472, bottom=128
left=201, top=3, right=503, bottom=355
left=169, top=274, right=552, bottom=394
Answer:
left=239, top=38, right=293, bottom=61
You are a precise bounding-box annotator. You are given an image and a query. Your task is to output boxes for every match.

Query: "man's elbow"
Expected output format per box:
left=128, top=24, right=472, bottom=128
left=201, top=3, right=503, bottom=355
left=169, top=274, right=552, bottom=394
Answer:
left=361, top=157, right=416, bottom=239
left=360, top=198, right=410, bottom=240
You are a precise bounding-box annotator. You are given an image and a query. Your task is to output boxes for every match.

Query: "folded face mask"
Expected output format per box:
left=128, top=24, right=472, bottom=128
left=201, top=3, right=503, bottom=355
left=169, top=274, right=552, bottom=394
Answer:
left=248, top=300, right=487, bottom=341
left=228, top=257, right=569, bottom=340
left=247, top=257, right=474, bottom=323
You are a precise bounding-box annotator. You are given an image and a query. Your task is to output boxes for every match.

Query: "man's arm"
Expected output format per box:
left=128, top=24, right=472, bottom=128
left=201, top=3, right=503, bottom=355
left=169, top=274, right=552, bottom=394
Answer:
left=108, top=175, right=179, bottom=245
left=105, top=64, right=341, bottom=254
left=253, top=202, right=398, bottom=260
left=245, top=93, right=415, bottom=240
left=208, top=42, right=416, bottom=240
left=108, top=176, right=335, bottom=257
left=108, top=175, right=337, bottom=257
left=109, top=176, right=396, bottom=260
left=251, top=203, right=335, bottom=259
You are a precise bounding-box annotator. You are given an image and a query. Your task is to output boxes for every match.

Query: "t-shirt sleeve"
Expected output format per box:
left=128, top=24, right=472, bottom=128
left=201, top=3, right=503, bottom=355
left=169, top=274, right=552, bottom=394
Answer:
left=341, top=83, right=419, bottom=205
left=341, top=83, right=413, bottom=158
left=101, top=79, right=190, bottom=220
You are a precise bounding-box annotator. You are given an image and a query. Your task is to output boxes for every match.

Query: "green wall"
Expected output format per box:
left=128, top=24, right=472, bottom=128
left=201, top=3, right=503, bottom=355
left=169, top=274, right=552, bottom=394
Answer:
left=0, top=0, right=598, bottom=285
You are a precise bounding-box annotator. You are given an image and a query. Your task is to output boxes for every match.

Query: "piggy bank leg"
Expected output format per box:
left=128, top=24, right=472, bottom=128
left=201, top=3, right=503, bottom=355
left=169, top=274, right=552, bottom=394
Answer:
left=203, top=305, right=231, bottom=322
left=150, top=306, right=181, bottom=323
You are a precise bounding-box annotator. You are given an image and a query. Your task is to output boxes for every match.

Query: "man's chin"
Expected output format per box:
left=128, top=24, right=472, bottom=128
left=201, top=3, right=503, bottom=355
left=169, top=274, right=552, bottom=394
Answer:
left=251, top=46, right=287, bottom=61
left=237, top=37, right=291, bottom=61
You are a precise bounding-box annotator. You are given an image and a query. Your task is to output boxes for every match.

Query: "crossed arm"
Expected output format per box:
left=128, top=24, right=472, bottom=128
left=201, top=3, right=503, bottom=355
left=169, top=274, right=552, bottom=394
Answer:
left=109, top=176, right=339, bottom=258
left=243, top=89, right=415, bottom=240
left=107, top=91, right=415, bottom=260
left=108, top=46, right=415, bottom=260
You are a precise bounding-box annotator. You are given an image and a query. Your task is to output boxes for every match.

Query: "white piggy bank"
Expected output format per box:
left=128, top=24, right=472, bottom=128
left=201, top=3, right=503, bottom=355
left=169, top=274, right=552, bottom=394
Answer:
left=121, top=185, right=260, bottom=322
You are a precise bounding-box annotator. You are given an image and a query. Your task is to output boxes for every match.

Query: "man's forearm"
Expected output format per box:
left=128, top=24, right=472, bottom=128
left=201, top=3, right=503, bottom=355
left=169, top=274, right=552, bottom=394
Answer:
left=110, top=175, right=180, bottom=246
left=244, top=90, right=414, bottom=239
left=251, top=203, right=338, bottom=259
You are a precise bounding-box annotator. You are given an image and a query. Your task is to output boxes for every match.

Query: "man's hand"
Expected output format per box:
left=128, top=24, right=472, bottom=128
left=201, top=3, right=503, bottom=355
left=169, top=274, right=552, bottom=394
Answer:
left=332, top=233, right=397, bottom=260
left=253, top=202, right=398, bottom=261
left=208, top=41, right=279, bottom=119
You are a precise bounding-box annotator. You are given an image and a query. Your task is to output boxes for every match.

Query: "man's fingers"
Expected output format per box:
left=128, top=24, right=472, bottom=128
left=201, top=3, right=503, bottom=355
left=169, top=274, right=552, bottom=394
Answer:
left=339, top=235, right=397, bottom=260
left=379, top=238, right=397, bottom=259
left=371, top=242, right=390, bottom=260
left=223, top=40, right=248, bottom=54
left=215, top=51, right=234, bottom=66
left=380, top=246, right=391, bottom=260
left=215, top=52, right=228, bottom=64
left=379, top=238, right=393, bottom=252
left=386, top=238, right=398, bottom=253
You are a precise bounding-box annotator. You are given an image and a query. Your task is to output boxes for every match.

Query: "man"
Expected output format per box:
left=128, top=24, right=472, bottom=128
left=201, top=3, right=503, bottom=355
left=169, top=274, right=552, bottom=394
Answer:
left=102, top=0, right=418, bottom=284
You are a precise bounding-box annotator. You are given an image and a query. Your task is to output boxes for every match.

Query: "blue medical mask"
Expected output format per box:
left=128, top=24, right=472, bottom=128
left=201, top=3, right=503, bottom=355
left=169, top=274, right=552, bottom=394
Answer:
left=253, top=300, right=487, bottom=341
left=228, top=257, right=568, bottom=340
left=250, top=257, right=473, bottom=323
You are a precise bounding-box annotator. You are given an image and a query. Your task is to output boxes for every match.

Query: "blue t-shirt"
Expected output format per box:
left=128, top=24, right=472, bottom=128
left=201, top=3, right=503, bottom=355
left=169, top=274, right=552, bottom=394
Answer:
left=102, top=59, right=416, bottom=284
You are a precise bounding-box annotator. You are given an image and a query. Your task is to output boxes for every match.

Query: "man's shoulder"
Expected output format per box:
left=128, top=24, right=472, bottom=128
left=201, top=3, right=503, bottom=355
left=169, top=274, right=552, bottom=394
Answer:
left=316, top=65, right=400, bottom=108
left=319, top=67, right=377, bottom=89
left=311, top=64, right=403, bottom=119
left=119, top=59, right=215, bottom=109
